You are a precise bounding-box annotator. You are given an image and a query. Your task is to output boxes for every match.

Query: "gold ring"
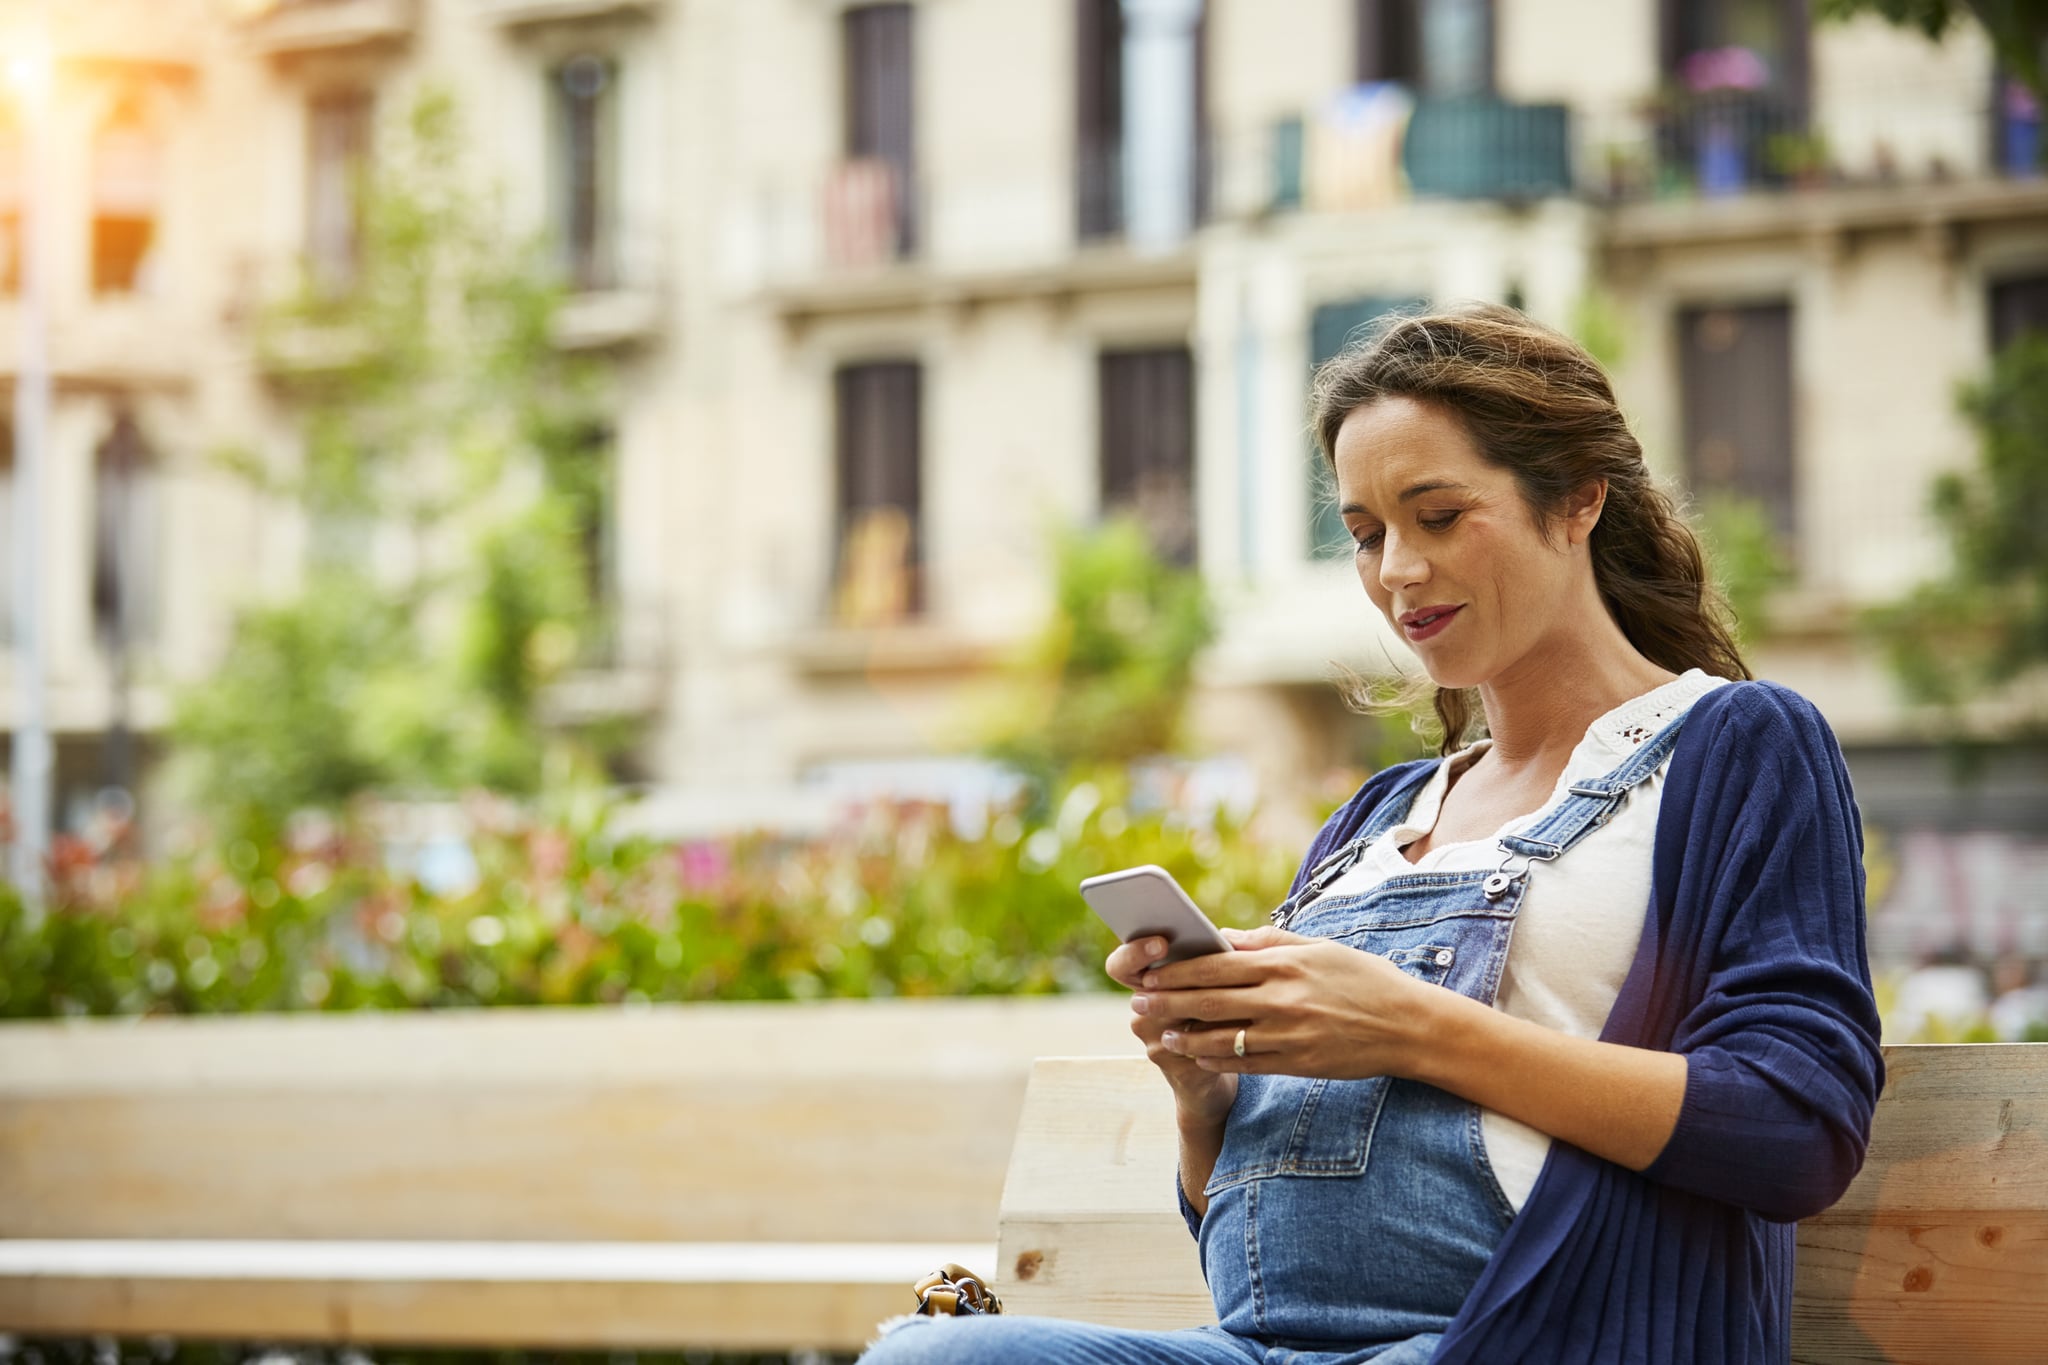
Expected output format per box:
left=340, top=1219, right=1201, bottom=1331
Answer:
left=1233, top=1028, right=1247, bottom=1058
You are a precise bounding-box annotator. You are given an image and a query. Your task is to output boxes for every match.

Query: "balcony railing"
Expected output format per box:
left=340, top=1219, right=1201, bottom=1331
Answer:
left=739, top=75, right=2043, bottom=290
left=1580, top=74, right=2042, bottom=203
left=1215, top=93, right=1574, bottom=218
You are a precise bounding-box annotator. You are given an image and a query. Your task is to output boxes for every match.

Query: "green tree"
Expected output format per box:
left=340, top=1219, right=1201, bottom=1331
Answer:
left=1816, top=1, right=2048, bottom=96
left=1865, top=335, right=2048, bottom=732
left=175, top=90, right=612, bottom=835
left=981, top=521, right=1217, bottom=787
left=1693, top=493, right=1794, bottom=650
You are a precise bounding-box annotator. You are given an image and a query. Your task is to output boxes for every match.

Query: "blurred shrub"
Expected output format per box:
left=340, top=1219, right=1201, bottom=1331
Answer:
left=1865, top=334, right=2048, bottom=735
left=0, top=775, right=1300, bottom=1018
left=1692, top=492, right=1792, bottom=650
left=980, top=520, right=1216, bottom=794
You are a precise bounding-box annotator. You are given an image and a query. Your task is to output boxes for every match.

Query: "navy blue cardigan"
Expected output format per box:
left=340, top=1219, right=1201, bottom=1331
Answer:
left=1180, top=681, right=1884, bottom=1363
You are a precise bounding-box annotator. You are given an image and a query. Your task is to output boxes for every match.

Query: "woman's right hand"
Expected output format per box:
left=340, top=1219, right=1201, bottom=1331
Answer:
left=1106, top=936, right=1240, bottom=1127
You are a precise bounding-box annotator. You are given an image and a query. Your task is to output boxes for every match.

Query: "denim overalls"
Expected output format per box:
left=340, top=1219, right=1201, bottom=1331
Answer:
left=1196, top=712, right=1693, bottom=1359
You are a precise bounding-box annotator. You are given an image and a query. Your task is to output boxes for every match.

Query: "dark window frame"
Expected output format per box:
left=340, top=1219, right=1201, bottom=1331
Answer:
left=1989, top=273, right=2048, bottom=351
left=1098, top=345, right=1198, bottom=565
left=1676, top=299, right=1799, bottom=550
left=91, top=96, right=163, bottom=298
left=833, top=360, right=925, bottom=622
left=842, top=3, right=918, bottom=258
left=307, top=87, right=373, bottom=296
left=550, top=53, right=620, bottom=293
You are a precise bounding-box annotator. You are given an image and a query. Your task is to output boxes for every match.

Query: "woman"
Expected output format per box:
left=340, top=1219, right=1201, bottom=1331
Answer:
left=864, top=304, right=1883, bottom=1364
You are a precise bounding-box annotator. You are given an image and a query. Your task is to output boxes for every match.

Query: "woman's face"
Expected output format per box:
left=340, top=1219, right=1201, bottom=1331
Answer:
left=1331, top=396, right=1597, bottom=692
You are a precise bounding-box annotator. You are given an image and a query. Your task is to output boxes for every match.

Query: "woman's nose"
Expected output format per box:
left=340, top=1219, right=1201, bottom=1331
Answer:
left=1378, top=529, right=1430, bottom=592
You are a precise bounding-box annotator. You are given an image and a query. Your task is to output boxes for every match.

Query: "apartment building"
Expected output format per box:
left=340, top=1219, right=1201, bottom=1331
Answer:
left=2, top=0, right=2044, bottom=959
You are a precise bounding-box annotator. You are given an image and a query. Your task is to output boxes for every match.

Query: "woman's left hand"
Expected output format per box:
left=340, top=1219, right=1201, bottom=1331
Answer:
left=1131, top=925, right=1438, bottom=1080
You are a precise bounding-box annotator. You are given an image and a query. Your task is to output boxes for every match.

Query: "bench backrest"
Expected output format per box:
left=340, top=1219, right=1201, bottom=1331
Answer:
left=0, top=997, right=1137, bottom=1244
left=993, top=1046, right=2048, bottom=1361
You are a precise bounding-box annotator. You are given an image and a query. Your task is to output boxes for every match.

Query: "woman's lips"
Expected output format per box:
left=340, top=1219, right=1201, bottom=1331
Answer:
left=1401, top=605, right=1462, bottom=641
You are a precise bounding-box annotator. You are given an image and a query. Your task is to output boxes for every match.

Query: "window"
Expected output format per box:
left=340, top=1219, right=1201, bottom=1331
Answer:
left=1307, top=295, right=1424, bottom=558
left=1075, top=0, right=1125, bottom=238
left=550, top=54, right=619, bottom=292
left=1, top=104, right=20, bottom=296
left=307, top=89, right=372, bottom=295
left=0, top=420, right=13, bottom=645
left=92, top=408, right=158, bottom=650
left=1074, top=0, right=1207, bottom=242
left=841, top=5, right=917, bottom=260
left=1989, top=274, right=2048, bottom=351
left=92, top=95, right=163, bottom=296
left=834, top=362, right=922, bottom=623
left=1099, top=347, right=1197, bottom=565
left=565, top=421, right=618, bottom=663
left=1678, top=302, right=1797, bottom=546
left=1358, top=0, right=1493, bottom=96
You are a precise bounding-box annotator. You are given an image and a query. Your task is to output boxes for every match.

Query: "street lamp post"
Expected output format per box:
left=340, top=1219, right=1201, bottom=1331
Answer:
left=8, top=29, right=53, bottom=909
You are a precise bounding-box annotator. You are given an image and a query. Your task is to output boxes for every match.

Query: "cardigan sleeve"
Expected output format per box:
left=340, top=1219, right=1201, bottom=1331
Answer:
left=1639, top=685, right=1884, bottom=1223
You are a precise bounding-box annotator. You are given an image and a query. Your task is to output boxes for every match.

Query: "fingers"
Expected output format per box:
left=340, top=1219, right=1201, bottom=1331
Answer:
left=1161, top=1020, right=1267, bottom=1060
left=1134, top=948, right=1279, bottom=992
left=1104, top=936, right=1171, bottom=987
left=1223, top=925, right=1313, bottom=950
left=1135, top=985, right=1262, bottom=1022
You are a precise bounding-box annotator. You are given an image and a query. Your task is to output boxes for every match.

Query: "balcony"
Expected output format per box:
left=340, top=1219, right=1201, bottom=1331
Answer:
left=1204, top=92, right=1572, bottom=221
left=476, top=0, right=662, bottom=27
left=243, top=0, right=419, bottom=58
left=1581, top=73, right=2040, bottom=204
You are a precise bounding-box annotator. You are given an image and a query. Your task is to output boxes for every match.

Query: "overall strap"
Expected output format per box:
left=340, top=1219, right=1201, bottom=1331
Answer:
left=1481, top=706, right=1694, bottom=901
left=1270, top=760, right=1437, bottom=928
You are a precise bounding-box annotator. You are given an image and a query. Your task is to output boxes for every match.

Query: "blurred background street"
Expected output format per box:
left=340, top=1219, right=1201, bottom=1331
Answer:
left=1, top=0, right=2046, bottom=1359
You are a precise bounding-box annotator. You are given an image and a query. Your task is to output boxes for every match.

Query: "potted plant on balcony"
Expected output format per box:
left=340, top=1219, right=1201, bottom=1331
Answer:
left=1764, top=129, right=1832, bottom=191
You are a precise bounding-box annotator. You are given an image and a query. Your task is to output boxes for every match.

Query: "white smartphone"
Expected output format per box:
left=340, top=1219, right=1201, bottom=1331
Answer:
left=1079, top=864, right=1235, bottom=965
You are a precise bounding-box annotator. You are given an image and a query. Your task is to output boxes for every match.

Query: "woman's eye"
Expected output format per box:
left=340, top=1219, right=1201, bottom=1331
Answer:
left=1352, top=529, right=1384, bottom=553
left=1420, top=511, right=1461, bottom=532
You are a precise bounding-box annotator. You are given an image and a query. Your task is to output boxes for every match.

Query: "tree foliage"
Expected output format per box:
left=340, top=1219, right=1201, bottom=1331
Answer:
left=981, top=521, right=1217, bottom=786
left=1866, top=335, right=2048, bottom=731
left=1694, top=493, right=1794, bottom=651
left=174, top=90, right=612, bottom=836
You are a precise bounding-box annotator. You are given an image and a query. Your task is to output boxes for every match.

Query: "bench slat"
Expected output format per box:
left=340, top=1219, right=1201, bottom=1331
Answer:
left=0, top=1240, right=993, bottom=1282
left=0, top=1272, right=916, bottom=1352
left=0, top=1000, right=1138, bottom=1247
left=0, top=1240, right=997, bottom=1350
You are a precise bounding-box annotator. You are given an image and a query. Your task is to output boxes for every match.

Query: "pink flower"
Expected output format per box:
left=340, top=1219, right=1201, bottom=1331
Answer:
left=677, top=840, right=732, bottom=892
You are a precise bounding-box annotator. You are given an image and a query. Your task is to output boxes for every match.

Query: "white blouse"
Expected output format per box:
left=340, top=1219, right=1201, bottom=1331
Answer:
left=1313, top=668, right=1730, bottom=1212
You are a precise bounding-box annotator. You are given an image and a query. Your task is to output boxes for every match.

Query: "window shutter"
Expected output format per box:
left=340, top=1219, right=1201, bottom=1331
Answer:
left=1990, top=275, right=2048, bottom=351
left=844, top=4, right=917, bottom=256
left=1100, top=347, right=1197, bottom=565
left=1679, top=302, right=1798, bottom=547
left=834, top=362, right=924, bottom=621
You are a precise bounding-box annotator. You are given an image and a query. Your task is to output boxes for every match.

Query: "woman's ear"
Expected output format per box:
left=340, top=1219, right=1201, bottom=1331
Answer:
left=1564, top=479, right=1607, bottom=546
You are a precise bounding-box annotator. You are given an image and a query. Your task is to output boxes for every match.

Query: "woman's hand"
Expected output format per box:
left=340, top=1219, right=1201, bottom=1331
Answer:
left=1105, top=935, right=1240, bottom=1126
left=1135, top=925, right=1691, bottom=1174
left=1130, top=925, right=1439, bottom=1080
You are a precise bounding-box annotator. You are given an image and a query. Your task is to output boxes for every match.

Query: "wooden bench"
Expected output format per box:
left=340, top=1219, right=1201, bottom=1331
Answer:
left=0, top=997, right=1138, bottom=1353
left=994, top=1046, right=2047, bottom=1363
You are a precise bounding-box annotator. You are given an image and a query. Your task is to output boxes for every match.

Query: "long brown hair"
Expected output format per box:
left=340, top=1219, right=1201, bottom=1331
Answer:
left=1310, top=302, right=1751, bottom=753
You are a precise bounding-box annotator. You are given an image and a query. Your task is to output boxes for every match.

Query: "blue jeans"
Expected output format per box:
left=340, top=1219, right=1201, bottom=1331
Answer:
left=859, top=1315, right=1440, bottom=1364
